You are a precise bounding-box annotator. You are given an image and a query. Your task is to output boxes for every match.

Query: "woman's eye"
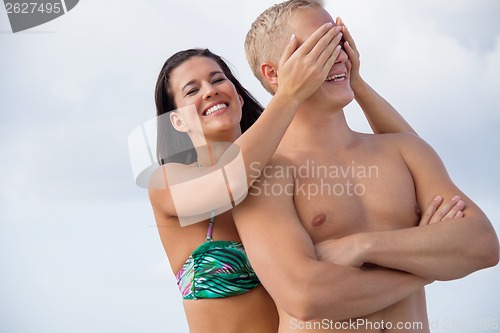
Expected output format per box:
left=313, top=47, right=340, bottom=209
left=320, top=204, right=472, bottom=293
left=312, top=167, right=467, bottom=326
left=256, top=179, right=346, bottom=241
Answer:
left=212, top=78, right=225, bottom=84
left=186, top=88, right=198, bottom=96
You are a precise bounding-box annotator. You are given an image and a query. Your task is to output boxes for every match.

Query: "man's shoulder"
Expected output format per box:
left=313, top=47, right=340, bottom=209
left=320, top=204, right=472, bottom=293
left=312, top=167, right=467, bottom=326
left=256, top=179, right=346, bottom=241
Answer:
left=267, top=151, right=299, bottom=168
left=358, top=131, right=425, bottom=150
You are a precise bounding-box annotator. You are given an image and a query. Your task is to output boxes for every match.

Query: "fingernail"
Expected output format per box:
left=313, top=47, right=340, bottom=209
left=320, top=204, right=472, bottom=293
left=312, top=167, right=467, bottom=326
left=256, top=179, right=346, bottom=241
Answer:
left=452, top=195, right=460, bottom=201
left=326, top=22, right=333, bottom=28
left=290, top=34, right=296, bottom=42
left=434, top=195, right=442, bottom=201
left=457, top=200, right=465, bottom=206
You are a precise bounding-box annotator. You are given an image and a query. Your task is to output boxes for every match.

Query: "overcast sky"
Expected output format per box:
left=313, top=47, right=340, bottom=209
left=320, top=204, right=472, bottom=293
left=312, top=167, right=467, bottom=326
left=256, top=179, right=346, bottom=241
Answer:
left=1, top=1, right=499, bottom=332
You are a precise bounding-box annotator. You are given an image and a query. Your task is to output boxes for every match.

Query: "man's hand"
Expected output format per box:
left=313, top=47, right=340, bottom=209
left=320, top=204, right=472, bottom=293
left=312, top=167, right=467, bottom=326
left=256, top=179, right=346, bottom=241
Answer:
left=315, top=235, right=364, bottom=267
left=315, top=196, right=465, bottom=267
left=419, top=195, right=465, bottom=226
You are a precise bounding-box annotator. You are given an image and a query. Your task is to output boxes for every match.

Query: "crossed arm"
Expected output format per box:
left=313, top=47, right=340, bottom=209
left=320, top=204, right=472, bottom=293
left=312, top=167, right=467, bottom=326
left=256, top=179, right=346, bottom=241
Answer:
left=316, top=134, right=499, bottom=281
left=232, top=156, right=432, bottom=322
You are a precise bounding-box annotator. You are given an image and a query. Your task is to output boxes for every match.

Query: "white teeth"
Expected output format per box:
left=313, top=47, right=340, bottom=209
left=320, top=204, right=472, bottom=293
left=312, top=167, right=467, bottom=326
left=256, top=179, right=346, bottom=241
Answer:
left=326, top=73, right=346, bottom=82
left=204, top=103, right=227, bottom=116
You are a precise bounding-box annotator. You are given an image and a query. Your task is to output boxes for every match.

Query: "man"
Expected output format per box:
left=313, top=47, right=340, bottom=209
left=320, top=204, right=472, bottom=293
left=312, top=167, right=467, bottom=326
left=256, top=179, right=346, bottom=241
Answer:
left=233, top=1, right=499, bottom=332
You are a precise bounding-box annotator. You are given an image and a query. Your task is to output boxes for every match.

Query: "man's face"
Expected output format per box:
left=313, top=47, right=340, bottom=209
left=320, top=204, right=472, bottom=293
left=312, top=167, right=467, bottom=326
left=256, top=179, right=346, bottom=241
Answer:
left=288, top=6, right=354, bottom=108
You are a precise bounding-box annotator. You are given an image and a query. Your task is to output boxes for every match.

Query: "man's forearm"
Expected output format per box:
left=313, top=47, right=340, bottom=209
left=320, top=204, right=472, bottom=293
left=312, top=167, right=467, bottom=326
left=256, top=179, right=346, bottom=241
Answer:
left=359, top=217, right=499, bottom=280
left=294, top=260, right=430, bottom=321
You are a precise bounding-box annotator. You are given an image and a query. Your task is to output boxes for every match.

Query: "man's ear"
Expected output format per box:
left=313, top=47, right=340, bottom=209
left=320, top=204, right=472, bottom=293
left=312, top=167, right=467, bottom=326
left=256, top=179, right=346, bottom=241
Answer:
left=261, top=62, right=279, bottom=89
left=170, top=112, right=189, bottom=132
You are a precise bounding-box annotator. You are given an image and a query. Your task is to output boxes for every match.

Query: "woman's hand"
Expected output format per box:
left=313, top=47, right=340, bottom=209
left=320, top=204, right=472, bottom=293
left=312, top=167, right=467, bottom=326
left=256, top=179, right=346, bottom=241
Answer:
left=276, top=22, right=344, bottom=104
left=336, top=17, right=361, bottom=87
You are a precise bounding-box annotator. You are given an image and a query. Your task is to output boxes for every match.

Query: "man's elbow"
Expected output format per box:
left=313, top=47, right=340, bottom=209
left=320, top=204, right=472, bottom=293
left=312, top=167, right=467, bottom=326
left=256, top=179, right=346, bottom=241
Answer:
left=278, top=277, right=344, bottom=322
left=479, top=234, right=499, bottom=268
left=281, top=291, right=327, bottom=322
left=274, top=272, right=326, bottom=321
left=472, top=226, right=499, bottom=270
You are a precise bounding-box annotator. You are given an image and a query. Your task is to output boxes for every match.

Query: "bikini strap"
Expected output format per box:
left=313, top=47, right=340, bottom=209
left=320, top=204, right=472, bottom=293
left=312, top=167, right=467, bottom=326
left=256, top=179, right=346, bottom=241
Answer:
left=196, top=161, right=216, bottom=241
left=206, top=210, right=216, bottom=241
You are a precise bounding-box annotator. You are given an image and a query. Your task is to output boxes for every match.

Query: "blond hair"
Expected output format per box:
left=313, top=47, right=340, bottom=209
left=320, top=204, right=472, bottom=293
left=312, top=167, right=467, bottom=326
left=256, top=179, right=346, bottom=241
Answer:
left=245, top=0, right=324, bottom=94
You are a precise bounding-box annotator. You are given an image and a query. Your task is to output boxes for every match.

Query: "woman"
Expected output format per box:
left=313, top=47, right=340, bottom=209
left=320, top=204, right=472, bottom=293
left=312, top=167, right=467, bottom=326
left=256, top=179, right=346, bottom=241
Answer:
left=147, top=21, right=442, bottom=333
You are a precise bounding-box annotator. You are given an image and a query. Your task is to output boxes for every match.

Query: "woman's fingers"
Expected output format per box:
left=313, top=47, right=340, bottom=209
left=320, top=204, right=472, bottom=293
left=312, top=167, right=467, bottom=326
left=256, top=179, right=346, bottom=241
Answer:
left=316, top=30, right=343, bottom=69
left=279, top=22, right=335, bottom=66
left=308, top=26, right=341, bottom=61
left=298, top=22, right=336, bottom=56
left=337, top=17, right=357, bottom=51
left=343, top=40, right=356, bottom=60
left=278, top=34, right=299, bottom=68
left=322, top=45, right=342, bottom=74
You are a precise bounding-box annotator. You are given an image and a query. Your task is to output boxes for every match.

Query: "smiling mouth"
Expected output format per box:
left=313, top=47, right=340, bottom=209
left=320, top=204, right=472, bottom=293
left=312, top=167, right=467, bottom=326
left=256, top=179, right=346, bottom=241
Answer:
left=203, top=103, right=228, bottom=116
left=325, top=73, right=346, bottom=82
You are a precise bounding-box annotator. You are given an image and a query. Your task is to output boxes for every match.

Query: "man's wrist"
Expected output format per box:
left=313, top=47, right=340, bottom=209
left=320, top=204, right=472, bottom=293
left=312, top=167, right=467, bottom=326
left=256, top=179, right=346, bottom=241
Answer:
left=355, top=232, right=376, bottom=265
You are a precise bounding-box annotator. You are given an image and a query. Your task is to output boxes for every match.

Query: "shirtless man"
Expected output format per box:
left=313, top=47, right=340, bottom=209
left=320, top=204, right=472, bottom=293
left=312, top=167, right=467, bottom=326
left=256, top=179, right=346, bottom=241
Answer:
left=233, top=1, right=499, bottom=332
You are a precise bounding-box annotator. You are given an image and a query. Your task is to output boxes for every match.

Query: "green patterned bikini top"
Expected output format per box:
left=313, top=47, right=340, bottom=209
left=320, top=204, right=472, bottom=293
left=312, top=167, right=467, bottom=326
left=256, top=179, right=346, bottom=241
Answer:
left=175, top=210, right=260, bottom=300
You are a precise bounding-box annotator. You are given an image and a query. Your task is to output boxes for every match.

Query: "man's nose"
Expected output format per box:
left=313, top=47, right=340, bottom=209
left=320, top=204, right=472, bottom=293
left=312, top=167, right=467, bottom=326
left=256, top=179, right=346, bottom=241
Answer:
left=334, top=49, right=348, bottom=64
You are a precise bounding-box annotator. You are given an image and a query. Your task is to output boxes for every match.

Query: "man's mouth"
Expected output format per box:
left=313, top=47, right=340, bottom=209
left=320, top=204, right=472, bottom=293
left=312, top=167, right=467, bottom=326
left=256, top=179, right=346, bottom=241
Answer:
left=203, top=103, right=228, bottom=116
left=325, top=73, right=346, bottom=82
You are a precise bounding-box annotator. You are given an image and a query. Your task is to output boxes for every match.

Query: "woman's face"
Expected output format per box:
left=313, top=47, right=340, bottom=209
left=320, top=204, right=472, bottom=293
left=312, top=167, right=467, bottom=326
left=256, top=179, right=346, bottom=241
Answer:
left=169, top=56, right=243, bottom=140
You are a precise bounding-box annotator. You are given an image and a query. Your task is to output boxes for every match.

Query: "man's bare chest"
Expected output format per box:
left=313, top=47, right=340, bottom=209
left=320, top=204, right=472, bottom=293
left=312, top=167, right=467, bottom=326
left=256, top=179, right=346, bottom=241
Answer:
left=287, top=152, right=420, bottom=243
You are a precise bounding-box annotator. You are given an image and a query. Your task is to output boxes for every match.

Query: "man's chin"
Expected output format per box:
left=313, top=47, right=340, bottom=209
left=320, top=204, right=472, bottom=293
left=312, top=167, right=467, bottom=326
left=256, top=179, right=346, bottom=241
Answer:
left=321, top=90, right=355, bottom=109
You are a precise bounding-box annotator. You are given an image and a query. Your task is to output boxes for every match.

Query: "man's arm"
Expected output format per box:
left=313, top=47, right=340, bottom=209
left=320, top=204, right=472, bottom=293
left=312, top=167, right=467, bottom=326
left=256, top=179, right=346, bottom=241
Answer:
left=232, top=156, right=431, bottom=321
left=331, top=134, right=499, bottom=280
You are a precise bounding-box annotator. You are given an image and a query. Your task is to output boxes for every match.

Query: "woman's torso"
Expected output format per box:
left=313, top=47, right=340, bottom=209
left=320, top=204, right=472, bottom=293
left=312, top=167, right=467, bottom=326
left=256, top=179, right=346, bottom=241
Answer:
left=150, top=203, right=279, bottom=333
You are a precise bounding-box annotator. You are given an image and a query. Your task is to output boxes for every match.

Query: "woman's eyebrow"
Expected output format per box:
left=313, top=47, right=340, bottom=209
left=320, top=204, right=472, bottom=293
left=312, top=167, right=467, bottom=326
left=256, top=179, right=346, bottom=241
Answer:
left=209, top=71, right=224, bottom=77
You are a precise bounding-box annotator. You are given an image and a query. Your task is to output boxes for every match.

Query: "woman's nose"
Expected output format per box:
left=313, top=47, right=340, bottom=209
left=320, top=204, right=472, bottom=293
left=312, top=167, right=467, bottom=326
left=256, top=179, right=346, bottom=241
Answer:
left=202, top=82, right=218, bottom=100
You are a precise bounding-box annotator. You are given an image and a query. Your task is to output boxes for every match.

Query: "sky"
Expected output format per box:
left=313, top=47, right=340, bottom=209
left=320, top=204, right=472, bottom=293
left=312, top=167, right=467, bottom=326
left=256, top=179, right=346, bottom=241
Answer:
left=0, top=1, right=499, bottom=332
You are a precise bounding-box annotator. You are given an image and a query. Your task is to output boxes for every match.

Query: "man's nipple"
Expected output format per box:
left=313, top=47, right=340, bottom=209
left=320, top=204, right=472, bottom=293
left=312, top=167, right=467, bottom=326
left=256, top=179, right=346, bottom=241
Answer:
left=311, top=213, right=327, bottom=227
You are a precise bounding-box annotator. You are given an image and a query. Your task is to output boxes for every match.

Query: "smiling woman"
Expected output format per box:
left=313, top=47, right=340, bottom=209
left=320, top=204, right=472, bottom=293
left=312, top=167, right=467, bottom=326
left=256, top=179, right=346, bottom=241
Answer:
left=168, top=56, right=246, bottom=144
